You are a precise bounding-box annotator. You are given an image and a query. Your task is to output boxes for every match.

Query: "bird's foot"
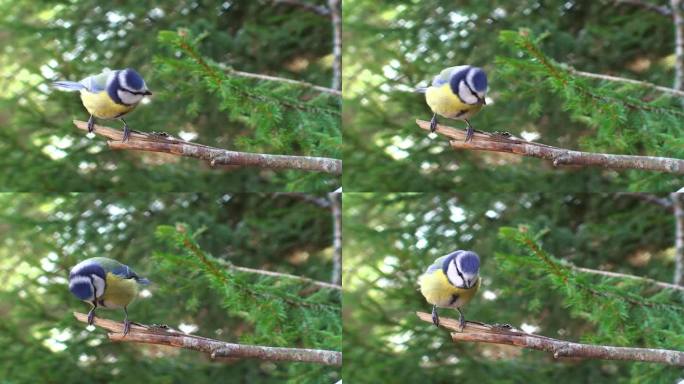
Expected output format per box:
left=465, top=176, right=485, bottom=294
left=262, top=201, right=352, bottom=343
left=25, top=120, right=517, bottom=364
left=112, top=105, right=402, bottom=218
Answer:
left=122, top=124, right=131, bottom=142
left=87, top=116, right=95, bottom=133
left=431, top=305, right=440, bottom=327
left=87, top=308, right=96, bottom=325
left=429, top=114, right=438, bottom=133
left=464, top=126, right=474, bottom=143
left=457, top=308, right=466, bottom=331
left=123, top=320, right=131, bottom=337
left=492, top=323, right=513, bottom=330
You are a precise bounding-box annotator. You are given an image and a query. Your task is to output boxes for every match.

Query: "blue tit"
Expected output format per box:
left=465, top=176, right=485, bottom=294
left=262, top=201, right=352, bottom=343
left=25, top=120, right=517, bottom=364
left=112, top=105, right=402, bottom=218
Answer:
left=53, top=69, right=152, bottom=142
left=418, top=250, right=481, bottom=329
left=68, top=257, right=150, bottom=336
left=417, top=65, right=488, bottom=142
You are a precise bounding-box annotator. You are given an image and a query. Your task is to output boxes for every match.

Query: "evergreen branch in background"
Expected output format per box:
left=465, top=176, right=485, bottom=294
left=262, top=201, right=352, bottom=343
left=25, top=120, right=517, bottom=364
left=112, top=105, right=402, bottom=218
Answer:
left=500, top=226, right=684, bottom=312
left=616, top=192, right=675, bottom=211
left=415, top=312, right=684, bottom=366
left=73, top=120, right=342, bottom=175
left=416, top=120, right=684, bottom=174
left=614, top=0, right=672, bottom=16
left=227, top=69, right=341, bottom=96
left=214, top=259, right=341, bottom=290
left=160, top=224, right=339, bottom=310
left=170, top=31, right=339, bottom=115
left=566, top=66, right=684, bottom=98
left=73, top=313, right=342, bottom=366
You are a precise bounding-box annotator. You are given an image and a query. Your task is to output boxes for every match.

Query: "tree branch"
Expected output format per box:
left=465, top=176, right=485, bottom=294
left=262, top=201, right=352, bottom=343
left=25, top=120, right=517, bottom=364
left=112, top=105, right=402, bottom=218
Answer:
left=74, top=313, right=341, bottom=366
left=569, top=264, right=684, bottom=292
left=672, top=192, right=684, bottom=285
left=329, top=192, right=342, bottom=286
left=416, top=120, right=684, bottom=175
left=416, top=312, right=684, bottom=365
left=272, top=0, right=331, bottom=17
left=228, top=69, right=341, bottom=96
left=672, top=0, right=684, bottom=91
left=328, top=0, right=342, bottom=90
left=614, top=0, right=672, bottom=16
left=567, top=66, right=684, bottom=98
left=73, top=120, right=342, bottom=175
left=214, top=259, right=342, bottom=290
left=616, top=192, right=674, bottom=211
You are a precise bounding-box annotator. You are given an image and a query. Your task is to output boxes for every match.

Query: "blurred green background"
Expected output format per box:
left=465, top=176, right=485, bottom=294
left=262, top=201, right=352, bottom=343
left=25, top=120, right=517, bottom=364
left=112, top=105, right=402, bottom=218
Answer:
left=0, top=193, right=341, bottom=383
left=343, top=0, right=684, bottom=192
left=343, top=192, right=684, bottom=383
left=0, top=0, right=340, bottom=192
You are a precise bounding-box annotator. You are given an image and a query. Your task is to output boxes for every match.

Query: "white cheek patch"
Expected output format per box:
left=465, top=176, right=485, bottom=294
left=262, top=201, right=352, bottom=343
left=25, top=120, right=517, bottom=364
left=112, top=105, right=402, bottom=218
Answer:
left=446, top=261, right=464, bottom=288
left=458, top=81, right=479, bottom=104
left=118, top=90, right=143, bottom=105
left=91, top=275, right=105, bottom=298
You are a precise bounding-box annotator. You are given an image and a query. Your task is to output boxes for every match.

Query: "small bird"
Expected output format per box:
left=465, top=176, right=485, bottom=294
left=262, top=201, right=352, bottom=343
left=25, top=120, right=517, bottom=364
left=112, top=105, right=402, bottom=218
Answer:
left=53, top=69, right=152, bottom=142
left=417, top=65, right=488, bottom=142
left=418, top=250, right=481, bottom=330
left=68, top=257, right=150, bottom=336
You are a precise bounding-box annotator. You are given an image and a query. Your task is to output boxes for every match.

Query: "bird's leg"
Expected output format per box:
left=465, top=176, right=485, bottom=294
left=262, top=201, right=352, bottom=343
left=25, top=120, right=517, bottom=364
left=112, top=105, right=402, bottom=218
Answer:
left=87, top=301, right=97, bottom=325
left=87, top=115, right=95, bottom=133
left=464, top=120, right=474, bottom=143
left=120, top=118, right=130, bottom=142
left=456, top=307, right=466, bottom=331
left=431, top=305, right=440, bottom=327
left=429, top=114, right=438, bottom=133
left=122, top=306, right=131, bottom=336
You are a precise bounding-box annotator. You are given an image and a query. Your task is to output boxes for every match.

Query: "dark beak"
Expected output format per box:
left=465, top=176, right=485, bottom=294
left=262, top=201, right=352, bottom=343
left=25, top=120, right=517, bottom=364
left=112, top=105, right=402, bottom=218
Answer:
left=144, top=90, right=152, bottom=96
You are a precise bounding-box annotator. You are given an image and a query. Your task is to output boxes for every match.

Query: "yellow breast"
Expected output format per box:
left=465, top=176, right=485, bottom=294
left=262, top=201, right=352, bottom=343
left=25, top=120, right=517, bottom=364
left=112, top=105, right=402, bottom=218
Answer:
left=425, top=84, right=483, bottom=120
left=100, top=272, right=138, bottom=309
left=419, top=269, right=480, bottom=308
left=80, top=90, right=136, bottom=119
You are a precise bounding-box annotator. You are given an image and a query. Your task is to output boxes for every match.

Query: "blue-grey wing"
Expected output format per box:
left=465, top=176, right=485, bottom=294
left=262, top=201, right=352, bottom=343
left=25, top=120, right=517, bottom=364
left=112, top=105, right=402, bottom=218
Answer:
left=424, top=255, right=449, bottom=274
left=79, top=71, right=113, bottom=93
left=110, top=263, right=151, bottom=285
left=431, top=65, right=470, bottom=87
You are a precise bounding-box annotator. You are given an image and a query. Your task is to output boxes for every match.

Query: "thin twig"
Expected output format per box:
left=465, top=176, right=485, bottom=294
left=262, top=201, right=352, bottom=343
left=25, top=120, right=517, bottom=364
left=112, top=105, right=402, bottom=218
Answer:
left=614, top=0, right=672, bottom=16
left=273, top=0, right=331, bottom=16
left=73, top=312, right=342, bottom=366
left=672, top=192, right=684, bottom=286
left=73, top=120, right=342, bottom=175
left=416, top=120, right=684, bottom=175
left=229, top=69, right=341, bottom=96
left=416, top=312, right=684, bottom=365
left=214, top=259, right=341, bottom=290
left=567, top=66, right=684, bottom=98
left=329, top=192, right=342, bottom=286
left=570, top=265, right=684, bottom=292
left=616, top=192, right=674, bottom=211
left=328, top=0, right=342, bottom=90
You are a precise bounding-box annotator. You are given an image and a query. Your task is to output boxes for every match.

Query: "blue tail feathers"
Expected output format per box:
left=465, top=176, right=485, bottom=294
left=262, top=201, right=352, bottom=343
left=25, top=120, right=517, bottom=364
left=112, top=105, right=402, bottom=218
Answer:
left=52, top=81, right=85, bottom=91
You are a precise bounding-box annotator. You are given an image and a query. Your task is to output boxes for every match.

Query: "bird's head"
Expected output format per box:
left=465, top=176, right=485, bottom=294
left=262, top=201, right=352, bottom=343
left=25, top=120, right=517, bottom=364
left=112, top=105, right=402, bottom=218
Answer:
left=450, top=66, right=487, bottom=104
left=444, top=250, right=480, bottom=289
left=68, top=260, right=106, bottom=302
left=107, top=68, right=152, bottom=106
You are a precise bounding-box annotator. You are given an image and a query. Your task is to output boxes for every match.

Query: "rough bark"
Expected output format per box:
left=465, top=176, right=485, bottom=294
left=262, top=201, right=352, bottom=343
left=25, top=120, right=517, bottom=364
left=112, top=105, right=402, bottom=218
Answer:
left=416, top=312, right=684, bottom=365
left=417, top=120, right=684, bottom=175
left=74, top=312, right=342, bottom=366
left=74, top=120, right=342, bottom=175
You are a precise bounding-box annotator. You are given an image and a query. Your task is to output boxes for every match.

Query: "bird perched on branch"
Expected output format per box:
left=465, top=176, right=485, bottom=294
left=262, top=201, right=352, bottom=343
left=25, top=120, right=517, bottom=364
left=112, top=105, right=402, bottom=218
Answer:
left=53, top=69, right=152, bottom=142
left=417, top=66, right=488, bottom=142
left=68, top=257, right=150, bottom=336
left=418, top=250, right=481, bottom=330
